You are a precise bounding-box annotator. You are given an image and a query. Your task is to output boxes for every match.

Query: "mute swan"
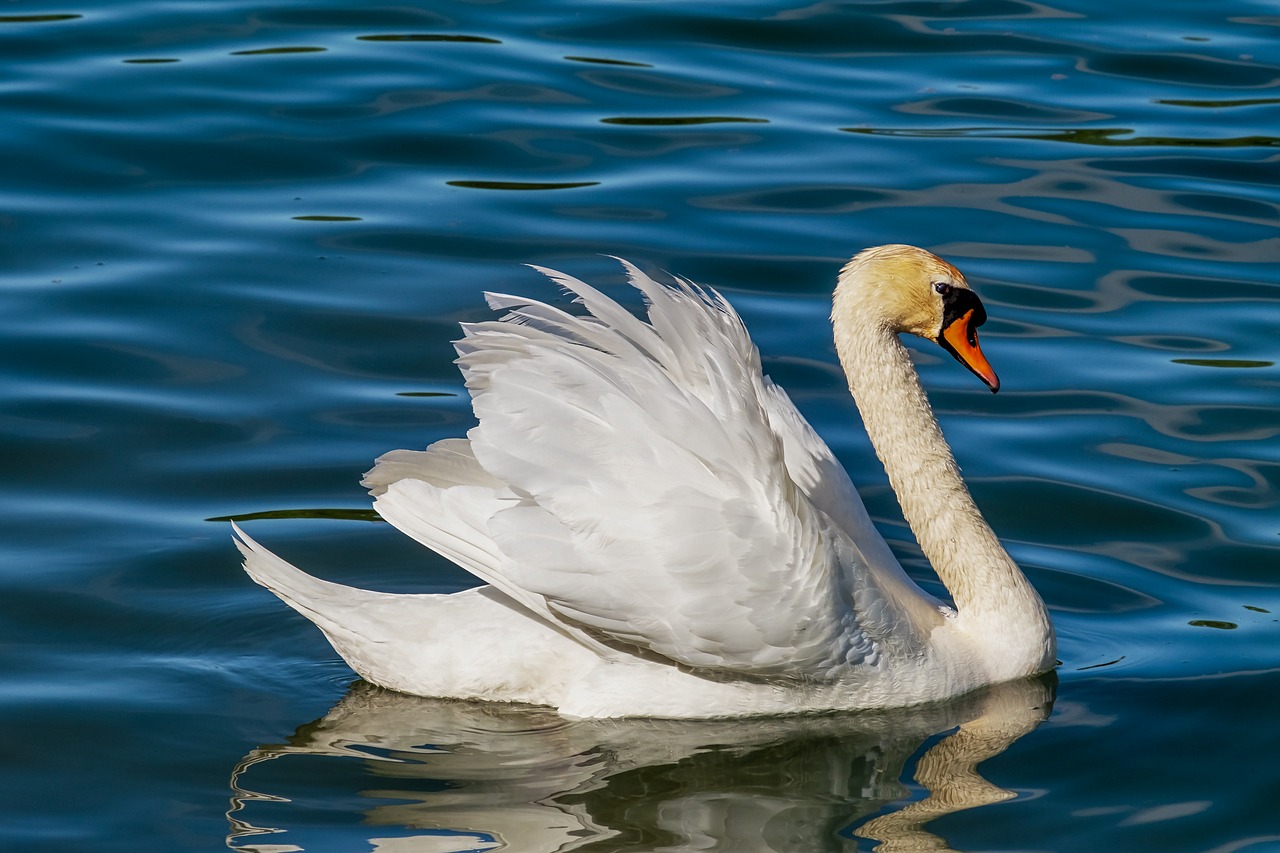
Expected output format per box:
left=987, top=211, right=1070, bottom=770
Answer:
left=235, top=245, right=1055, bottom=719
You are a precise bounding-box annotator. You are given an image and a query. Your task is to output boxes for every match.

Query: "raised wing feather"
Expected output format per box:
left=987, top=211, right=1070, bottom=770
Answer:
left=374, top=262, right=927, bottom=678
left=756, top=378, right=946, bottom=642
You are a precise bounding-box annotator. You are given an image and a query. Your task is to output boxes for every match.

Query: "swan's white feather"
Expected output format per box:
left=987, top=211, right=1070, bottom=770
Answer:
left=361, top=439, right=501, bottom=495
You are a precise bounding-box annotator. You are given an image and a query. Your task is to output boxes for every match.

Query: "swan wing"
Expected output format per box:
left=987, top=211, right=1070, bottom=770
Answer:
left=757, top=378, right=945, bottom=632
left=375, top=262, right=914, bottom=677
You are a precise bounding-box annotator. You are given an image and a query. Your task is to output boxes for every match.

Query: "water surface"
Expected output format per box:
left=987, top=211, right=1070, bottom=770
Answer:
left=2, top=1, right=1279, bottom=851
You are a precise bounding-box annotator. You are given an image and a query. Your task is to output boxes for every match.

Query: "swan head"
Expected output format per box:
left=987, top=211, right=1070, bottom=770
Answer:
left=834, top=244, right=1000, bottom=392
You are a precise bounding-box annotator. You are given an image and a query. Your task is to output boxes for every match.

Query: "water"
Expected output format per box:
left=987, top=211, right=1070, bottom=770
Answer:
left=3, top=1, right=1279, bottom=850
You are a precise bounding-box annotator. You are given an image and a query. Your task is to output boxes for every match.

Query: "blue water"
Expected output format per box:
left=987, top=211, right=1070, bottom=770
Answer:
left=3, top=1, right=1279, bottom=850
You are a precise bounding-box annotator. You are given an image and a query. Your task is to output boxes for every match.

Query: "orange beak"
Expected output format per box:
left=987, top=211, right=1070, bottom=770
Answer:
left=941, top=309, right=1000, bottom=393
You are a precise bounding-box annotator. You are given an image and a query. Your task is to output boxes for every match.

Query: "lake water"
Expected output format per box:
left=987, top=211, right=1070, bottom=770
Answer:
left=3, top=1, right=1279, bottom=850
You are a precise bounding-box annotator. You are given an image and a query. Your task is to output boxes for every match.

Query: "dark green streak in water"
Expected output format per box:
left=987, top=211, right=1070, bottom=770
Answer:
left=842, top=126, right=1280, bottom=148
left=1172, top=358, right=1273, bottom=369
left=602, top=116, right=769, bottom=126
left=208, top=509, right=383, bottom=523
left=0, top=14, right=82, bottom=23
left=231, top=46, right=327, bottom=56
left=565, top=55, right=653, bottom=67
left=447, top=180, right=599, bottom=191
left=1077, top=656, right=1127, bottom=671
left=1158, top=97, right=1280, bottom=109
left=357, top=34, right=501, bottom=44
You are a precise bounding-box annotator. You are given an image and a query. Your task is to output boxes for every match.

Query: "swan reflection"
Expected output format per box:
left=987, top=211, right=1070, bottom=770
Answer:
left=228, top=674, right=1054, bottom=852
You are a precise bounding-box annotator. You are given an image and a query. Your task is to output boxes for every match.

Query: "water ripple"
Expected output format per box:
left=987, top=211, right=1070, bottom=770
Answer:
left=4, top=1, right=1280, bottom=849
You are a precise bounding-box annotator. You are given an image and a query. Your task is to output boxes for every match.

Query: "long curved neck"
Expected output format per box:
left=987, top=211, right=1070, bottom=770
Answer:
left=832, top=314, right=1054, bottom=675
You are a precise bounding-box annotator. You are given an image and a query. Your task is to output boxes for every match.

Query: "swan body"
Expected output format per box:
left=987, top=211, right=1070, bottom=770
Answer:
left=236, top=245, right=1055, bottom=718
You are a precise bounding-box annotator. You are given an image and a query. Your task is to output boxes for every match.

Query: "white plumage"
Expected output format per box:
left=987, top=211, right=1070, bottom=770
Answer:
left=236, top=245, right=1055, bottom=718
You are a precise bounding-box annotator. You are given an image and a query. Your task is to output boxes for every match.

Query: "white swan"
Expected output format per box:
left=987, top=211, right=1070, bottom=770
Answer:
left=235, top=245, right=1055, bottom=719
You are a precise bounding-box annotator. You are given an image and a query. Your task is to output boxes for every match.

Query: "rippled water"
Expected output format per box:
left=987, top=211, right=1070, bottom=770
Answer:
left=4, top=1, right=1279, bottom=850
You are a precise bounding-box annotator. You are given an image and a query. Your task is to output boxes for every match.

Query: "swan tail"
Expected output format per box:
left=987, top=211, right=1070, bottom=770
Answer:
left=233, top=522, right=590, bottom=701
left=233, top=521, right=458, bottom=694
left=233, top=521, right=396, bottom=640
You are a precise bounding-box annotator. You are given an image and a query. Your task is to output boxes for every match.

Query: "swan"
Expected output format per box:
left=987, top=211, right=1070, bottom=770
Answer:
left=235, top=244, right=1055, bottom=719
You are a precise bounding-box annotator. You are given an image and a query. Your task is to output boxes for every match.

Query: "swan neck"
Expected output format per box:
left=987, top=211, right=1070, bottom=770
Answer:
left=833, top=314, right=1053, bottom=671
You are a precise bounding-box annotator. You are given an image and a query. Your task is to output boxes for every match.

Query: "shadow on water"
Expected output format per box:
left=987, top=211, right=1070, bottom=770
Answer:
left=227, top=674, right=1055, bottom=852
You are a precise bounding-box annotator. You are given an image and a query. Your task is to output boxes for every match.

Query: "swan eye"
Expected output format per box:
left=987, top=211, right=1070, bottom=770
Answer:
left=934, top=282, right=952, bottom=296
